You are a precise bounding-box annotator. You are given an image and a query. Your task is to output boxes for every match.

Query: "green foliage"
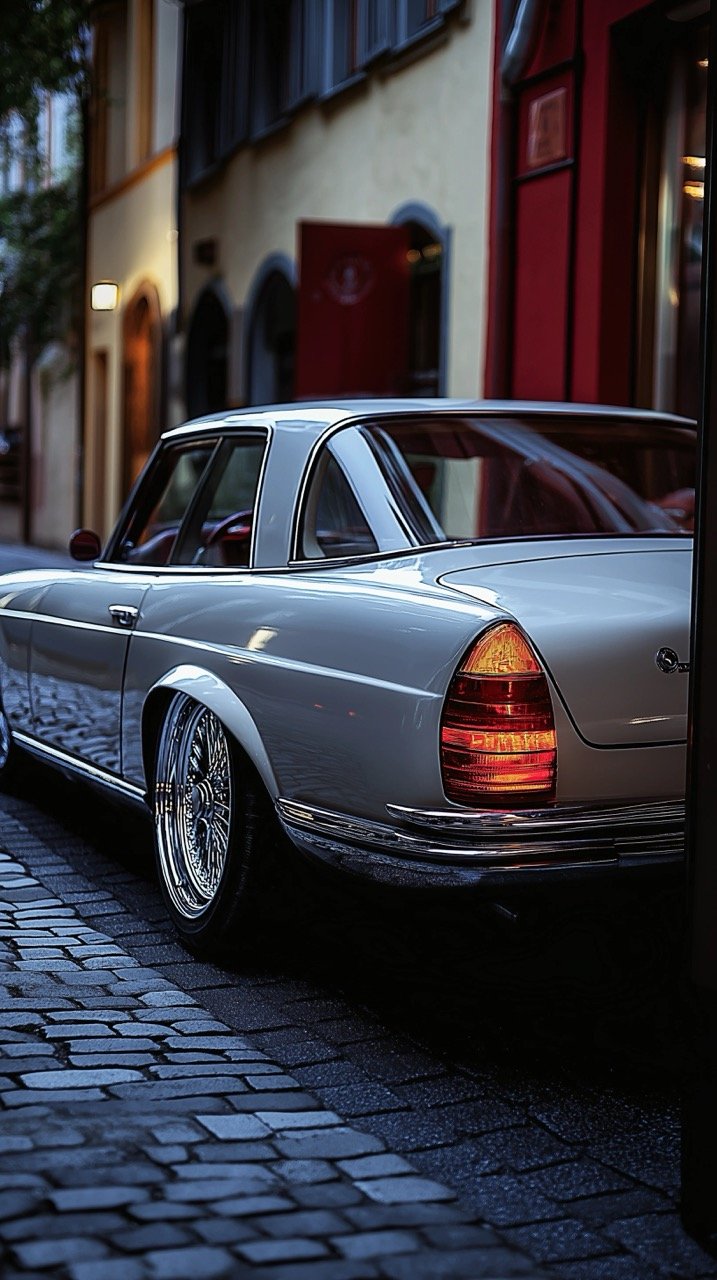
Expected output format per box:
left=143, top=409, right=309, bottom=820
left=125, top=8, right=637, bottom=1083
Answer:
left=0, top=0, right=86, bottom=360
left=0, top=177, right=81, bottom=360
left=0, top=0, right=87, bottom=120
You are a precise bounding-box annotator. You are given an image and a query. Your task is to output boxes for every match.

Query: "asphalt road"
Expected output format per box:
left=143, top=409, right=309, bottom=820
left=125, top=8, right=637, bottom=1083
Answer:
left=2, top=762, right=715, bottom=1279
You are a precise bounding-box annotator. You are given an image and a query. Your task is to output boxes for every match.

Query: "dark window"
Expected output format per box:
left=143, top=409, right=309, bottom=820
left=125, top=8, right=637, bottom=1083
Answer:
left=360, top=414, right=695, bottom=543
left=183, top=1, right=227, bottom=181
left=300, top=452, right=378, bottom=558
left=181, top=0, right=463, bottom=174
left=324, top=0, right=361, bottom=90
left=396, top=0, right=440, bottom=45
left=186, top=289, right=229, bottom=419
left=323, top=0, right=392, bottom=93
left=289, top=0, right=322, bottom=109
left=248, top=271, right=296, bottom=406
left=362, top=0, right=392, bottom=62
left=114, top=443, right=217, bottom=565
left=183, top=1, right=250, bottom=182
left=225, top=1, right=251, bottom=149
left=252, top=0, right=292, bottom=134
left=404, top=221, right=443, bottom=395
left=175, top=437, right=266, bottom=567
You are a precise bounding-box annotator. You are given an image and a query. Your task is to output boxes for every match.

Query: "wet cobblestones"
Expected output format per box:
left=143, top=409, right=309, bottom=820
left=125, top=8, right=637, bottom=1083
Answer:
left=0, top=837, right=546, bottom=1278
left=2, top=771, right=716, bottom=1277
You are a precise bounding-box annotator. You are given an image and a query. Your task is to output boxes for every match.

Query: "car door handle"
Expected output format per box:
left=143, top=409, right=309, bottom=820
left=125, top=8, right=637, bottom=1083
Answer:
left=108, top=604, right=139, bottom=629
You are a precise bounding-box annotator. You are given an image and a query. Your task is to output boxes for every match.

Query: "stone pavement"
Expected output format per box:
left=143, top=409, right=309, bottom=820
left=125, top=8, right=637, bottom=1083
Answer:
left=0, top=837, right=548, bottom=1279
left=0, top=541, right=72, bottom=575
left=2, top=542, right=717, bottom=1278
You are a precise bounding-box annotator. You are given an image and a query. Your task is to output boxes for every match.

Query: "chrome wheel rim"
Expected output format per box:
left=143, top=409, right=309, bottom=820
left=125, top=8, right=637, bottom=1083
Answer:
left=155, top=696, right=233, bottom=920
left=0, top=706, right=11, bottom=770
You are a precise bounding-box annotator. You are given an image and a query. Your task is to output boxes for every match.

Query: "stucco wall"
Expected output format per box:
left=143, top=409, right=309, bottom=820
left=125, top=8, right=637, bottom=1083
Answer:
left=153, top=0, right=181, bottom=154
left=31, top=345, right=78, bottom=549
left=87, top=155, right=178, bottom=532
left=184, top=1, right=494, bottom=400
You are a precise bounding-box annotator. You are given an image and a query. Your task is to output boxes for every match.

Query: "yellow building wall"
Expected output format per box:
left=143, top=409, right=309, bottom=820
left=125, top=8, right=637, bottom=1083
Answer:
left=86, top=154, right=178, bottom=536
left=184, top=2, right=494, bottom=400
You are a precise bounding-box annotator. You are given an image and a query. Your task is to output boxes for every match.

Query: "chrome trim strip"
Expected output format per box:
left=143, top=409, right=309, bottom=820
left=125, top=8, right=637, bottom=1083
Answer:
left=386, top=799, right=685, bottom=836
left=15, top=733, right=147, bottom=806
left=1, top=610, right=122, bottom=636
left=276, top=796, right=684, bottom=870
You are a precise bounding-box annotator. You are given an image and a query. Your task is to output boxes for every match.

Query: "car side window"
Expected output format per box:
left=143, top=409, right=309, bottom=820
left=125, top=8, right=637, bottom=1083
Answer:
left=301, top=451, right=378, bottom=559
left=173, top=437, right=265, bottom=567
left=114, top=443, right=216, bottom=565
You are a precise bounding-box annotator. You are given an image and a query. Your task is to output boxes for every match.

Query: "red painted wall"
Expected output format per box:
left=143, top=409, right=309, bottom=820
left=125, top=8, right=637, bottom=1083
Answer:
left=572, top=0, right=646, bottom=403
left=486, top=0, right=655, bottom=406
left=512, top=170, right=572, bottom=399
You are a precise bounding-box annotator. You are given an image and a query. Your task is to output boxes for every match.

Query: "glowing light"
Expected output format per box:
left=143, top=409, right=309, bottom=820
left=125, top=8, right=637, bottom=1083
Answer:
left=683, top=155, right=706, bottom=169
left=91, top=282, right=119, bottom=311
left=684, top=182, right=705, bottom=200
left=461, top=623, right=540, bottom=675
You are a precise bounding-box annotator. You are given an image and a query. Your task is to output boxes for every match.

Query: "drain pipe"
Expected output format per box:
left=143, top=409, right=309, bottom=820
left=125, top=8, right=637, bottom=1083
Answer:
left=486, top=0, right=549, bottom=396
left=502, top=0, right=549, bottom=87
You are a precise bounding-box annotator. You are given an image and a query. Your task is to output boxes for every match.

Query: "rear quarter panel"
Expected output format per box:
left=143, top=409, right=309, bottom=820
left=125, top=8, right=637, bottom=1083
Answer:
left=122, top=561, right=687, bottom=818
left=122, top=565, right=501, bottom=815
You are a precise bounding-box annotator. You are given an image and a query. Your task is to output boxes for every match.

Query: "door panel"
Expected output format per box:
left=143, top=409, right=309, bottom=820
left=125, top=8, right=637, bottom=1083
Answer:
left=295, top=221, right=410, bottom=398
left=29, top=571, right=151, bottom=773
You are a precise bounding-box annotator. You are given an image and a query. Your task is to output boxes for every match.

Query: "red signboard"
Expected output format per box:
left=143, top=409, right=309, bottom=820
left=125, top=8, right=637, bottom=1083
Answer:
left=295, top=221, right=410, bottom=398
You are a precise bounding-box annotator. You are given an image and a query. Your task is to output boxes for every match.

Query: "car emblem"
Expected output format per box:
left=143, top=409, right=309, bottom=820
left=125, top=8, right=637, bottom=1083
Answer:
left=655, top=646, right=690, bottom=674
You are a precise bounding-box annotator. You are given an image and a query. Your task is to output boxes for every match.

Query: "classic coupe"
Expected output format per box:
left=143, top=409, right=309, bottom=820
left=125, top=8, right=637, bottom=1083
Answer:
left=0, top=401, right=694, bottom=953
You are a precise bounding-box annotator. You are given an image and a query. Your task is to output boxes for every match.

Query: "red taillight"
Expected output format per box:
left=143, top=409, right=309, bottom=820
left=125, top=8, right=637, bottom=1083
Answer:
left=440, top=622, right=556, bottom=806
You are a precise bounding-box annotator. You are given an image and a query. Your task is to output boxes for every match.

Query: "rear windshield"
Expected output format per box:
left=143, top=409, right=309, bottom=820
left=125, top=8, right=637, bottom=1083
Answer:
left=362, top=414, right=695, bottom=543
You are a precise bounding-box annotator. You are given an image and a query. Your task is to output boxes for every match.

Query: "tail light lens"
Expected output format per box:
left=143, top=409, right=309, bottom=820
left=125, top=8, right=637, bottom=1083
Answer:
left=441, top=622, right=556, bottom=806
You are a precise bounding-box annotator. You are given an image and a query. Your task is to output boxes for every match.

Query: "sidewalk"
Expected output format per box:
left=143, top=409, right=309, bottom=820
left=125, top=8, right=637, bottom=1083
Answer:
left=0, top=541, right=73, bottom=575
left=0, top=833, right=548, bottom=1279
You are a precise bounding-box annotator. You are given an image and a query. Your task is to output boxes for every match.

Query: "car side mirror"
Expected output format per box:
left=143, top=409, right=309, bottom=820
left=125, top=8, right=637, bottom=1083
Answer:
left=69, top=529, right=102, bottom=562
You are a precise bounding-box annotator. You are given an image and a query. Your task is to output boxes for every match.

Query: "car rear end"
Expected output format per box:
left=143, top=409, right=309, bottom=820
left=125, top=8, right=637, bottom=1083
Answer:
left=277, top=406, right=692, bottom=889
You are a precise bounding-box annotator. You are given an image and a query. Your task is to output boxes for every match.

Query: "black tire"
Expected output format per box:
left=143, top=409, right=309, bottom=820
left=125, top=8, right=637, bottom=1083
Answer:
left=152, top=692, right=275, bottom=958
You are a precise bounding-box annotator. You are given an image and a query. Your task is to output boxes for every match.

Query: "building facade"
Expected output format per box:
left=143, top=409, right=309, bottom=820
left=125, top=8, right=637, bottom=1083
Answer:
left=0, top=91, right=80, bottom=548
left=85, top=0, right=181, bottom=541
left=485, top=0, right=708, bottom=419
left=179, top=0, right=494, bottom=416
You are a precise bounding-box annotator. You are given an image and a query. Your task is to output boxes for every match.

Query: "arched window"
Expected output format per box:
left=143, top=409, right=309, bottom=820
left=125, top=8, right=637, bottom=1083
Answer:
left=390, top=203, right=449, bottom=396
left=122, top=283, right=162, bottom=497
left=186, top=284, right=230, bottom=419
left=246, top=257, right=296, bottom=406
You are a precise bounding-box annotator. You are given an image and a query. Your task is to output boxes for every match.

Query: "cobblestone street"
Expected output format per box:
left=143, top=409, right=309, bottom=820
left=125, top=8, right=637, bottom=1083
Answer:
left=1, top=758, right=716, bottom=1279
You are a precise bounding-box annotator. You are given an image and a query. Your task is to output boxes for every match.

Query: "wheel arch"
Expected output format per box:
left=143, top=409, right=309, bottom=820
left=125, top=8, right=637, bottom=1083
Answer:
left=141, top=665, right=279, bottom=801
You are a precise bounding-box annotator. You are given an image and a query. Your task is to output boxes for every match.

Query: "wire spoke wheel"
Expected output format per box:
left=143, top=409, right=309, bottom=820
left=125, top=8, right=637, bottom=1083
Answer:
left=0, top=705, right=11, bottom=772
left=155, top=695, right=234, bottom=920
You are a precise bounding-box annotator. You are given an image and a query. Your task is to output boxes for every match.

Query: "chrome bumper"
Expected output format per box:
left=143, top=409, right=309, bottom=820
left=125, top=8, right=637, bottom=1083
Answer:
left=276, top=797, right=685, bottom=888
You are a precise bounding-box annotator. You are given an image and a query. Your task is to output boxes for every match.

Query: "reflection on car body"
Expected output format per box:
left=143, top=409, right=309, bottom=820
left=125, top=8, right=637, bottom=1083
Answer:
left=0, top=401, right=695, bottom=955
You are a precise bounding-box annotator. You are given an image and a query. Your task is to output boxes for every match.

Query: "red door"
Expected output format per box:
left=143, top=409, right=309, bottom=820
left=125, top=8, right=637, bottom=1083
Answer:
left=295, top=221, right=410, bottom=398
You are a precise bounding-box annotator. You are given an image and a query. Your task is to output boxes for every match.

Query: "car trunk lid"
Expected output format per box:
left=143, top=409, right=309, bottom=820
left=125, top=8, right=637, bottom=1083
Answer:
left=439, top=542, right=691, bottom=746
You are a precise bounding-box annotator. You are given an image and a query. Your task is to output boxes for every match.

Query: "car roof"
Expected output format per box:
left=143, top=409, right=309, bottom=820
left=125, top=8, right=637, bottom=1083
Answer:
left=162, top=399, right=696, bottom=444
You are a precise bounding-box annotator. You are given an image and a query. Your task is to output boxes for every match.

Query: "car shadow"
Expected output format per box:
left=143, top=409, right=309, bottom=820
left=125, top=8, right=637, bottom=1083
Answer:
left=7, top=760, right=694, bottom=1091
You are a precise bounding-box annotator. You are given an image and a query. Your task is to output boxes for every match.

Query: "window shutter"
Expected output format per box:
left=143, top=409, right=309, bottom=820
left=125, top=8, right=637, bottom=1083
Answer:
left=223, top=0, right=250, bottom=151
left=289, top=0, right=322, bottom=111
left=359, top=0, right=393, bottom=64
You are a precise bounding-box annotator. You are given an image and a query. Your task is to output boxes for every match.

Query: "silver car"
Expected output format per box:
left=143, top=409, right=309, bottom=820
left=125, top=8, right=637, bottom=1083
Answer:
left=0, top=402, right=694, bottom=954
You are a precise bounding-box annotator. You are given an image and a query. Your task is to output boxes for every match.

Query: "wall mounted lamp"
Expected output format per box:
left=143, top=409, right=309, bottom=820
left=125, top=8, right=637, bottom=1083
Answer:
left=91, top=281, right=119, bottom=311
